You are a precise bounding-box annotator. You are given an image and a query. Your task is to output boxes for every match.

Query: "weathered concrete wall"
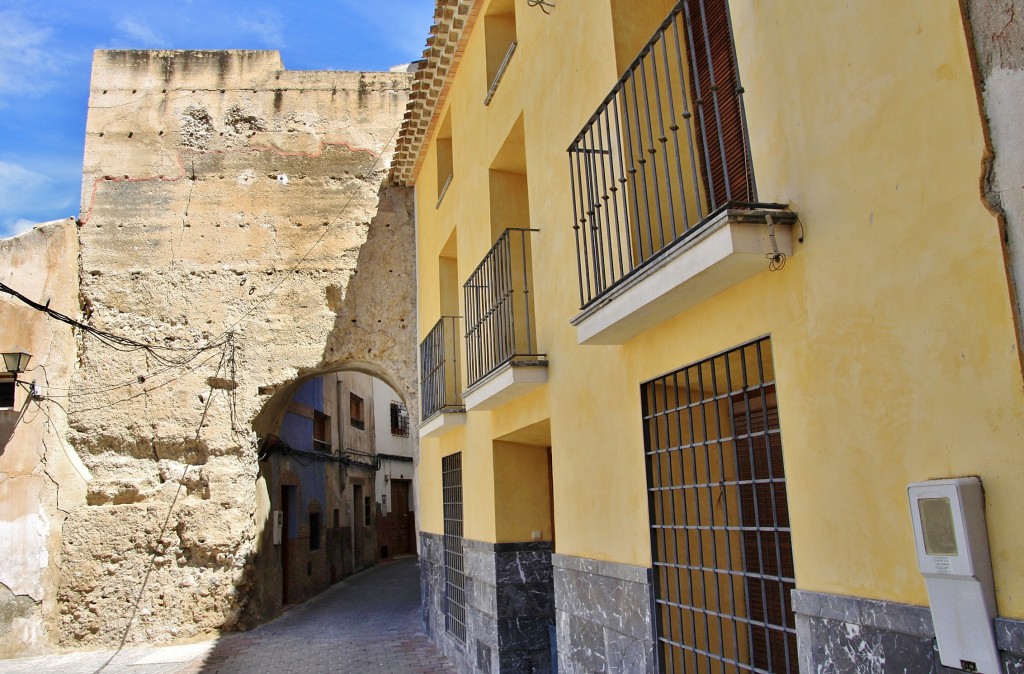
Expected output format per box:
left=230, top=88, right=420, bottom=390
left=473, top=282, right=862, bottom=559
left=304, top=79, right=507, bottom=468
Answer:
left=59, top=50, right=415, bottom=649
left=0, top=219, right=87, bottom=657
left=962, top=0, right=1024, bottom=355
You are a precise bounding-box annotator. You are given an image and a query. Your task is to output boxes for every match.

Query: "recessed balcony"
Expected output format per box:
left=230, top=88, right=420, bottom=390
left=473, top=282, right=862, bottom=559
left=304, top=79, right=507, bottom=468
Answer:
left=462, top=228, right=546, bottom=411
left=419, top=315, right=466, bottom=439
left=567, top=0, right=797, bottom=345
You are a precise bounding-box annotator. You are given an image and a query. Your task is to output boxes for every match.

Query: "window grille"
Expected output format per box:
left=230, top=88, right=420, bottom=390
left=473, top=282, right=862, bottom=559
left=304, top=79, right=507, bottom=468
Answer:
left=642, top=337, right=796, bottom=673
left=390, top=401, right=410, bottom=437
left=442, top=452, right=467, bottom=644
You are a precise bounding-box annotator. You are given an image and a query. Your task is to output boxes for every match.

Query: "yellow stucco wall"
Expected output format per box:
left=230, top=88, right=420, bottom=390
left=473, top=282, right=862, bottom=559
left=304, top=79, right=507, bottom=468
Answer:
left=414, top=0, right=1024, bottom=618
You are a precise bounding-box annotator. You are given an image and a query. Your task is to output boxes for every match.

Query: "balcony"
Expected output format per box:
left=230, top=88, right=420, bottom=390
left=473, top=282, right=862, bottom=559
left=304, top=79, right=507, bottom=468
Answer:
left=462, top=228, right=546, bottom=411
left=568, top=0, right=797, bottom=345
left=419, top=315, right=466, bottom=439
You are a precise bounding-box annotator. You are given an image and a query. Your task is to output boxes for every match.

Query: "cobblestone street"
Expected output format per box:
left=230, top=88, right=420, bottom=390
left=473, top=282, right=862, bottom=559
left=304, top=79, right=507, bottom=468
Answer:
left=0, top=557, right=453, bottom=674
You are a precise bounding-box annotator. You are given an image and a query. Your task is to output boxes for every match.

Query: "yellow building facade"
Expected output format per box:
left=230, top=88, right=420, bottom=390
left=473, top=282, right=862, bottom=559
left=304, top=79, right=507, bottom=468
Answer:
left=394, top=1, right=1024, bottom=672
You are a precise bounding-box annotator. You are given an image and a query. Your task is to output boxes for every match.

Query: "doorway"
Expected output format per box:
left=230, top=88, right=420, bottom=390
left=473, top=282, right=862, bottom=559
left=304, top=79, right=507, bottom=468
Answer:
left=390, top=479, right=413, bottom=556
left=280, top=485, right=296, bottom=605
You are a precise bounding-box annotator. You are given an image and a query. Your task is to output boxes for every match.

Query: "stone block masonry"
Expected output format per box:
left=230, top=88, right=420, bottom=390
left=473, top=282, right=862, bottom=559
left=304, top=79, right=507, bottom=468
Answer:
left=421, top=533, right=555, bottom=674
left=48, top=50, right=417, bottom=651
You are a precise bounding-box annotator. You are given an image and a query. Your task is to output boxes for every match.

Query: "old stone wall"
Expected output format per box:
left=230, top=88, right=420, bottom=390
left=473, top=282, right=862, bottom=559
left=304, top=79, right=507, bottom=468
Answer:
left=57, top=50, right=415, bottom=649
left=0, top=219, right=87, bottom=657
left=961, top=0, right=1024, bottom=359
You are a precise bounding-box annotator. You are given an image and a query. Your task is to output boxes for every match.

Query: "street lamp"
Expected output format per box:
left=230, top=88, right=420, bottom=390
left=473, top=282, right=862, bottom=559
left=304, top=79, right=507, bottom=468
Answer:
left=2, top=350, right=32, bottom=380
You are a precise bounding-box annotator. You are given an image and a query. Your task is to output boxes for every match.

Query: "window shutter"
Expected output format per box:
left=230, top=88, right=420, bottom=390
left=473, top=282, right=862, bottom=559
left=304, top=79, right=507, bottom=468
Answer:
left=686, top=0, right=753, bottom=210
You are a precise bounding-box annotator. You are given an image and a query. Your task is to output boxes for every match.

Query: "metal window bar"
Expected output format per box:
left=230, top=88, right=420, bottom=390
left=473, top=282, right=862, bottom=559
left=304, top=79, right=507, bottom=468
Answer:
left=484, top=40, right=517, bottom=106
left=441, top=452, right=467, bottom=644
left=463, top=228, right=543, bottom=388
left=569, top=0, right=758, bottom=309
left=420, top=316, right=465, bottom=420
left=642, top=337, right=796, bottom=673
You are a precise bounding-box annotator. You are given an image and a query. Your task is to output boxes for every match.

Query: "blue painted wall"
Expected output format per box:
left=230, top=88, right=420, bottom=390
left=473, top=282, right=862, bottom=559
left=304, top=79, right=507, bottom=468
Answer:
left=275, top=376, right=331, bottom=538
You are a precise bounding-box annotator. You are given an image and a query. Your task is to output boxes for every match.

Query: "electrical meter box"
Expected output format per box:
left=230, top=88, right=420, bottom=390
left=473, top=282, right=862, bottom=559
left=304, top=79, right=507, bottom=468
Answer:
left=272, top=510, right=283, bottom=545
left=908, top=477, right=1000, bottom=673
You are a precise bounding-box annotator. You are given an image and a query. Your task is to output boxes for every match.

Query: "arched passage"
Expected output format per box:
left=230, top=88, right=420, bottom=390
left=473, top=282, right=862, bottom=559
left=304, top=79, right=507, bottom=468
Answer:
left=248, top=361, right=418, bottom=621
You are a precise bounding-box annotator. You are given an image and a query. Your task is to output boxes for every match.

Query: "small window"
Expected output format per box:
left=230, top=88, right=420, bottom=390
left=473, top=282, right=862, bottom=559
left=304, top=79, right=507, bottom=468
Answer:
left=0, top=381, right=14, bottom=409
left=350, top=393, right=364, bottom=430
left=483, top=0, right=517, bottom=105
left=313, top=410, right=330, bottom=452
left=334, top=509, right=340, bottom=529
left=390, top=401, right=409, bottom=437
left=364, top=496, right=372, bottom=527
left=309, top=511, right=321, bottom=551
left=436, top=110, right=453, bottom=206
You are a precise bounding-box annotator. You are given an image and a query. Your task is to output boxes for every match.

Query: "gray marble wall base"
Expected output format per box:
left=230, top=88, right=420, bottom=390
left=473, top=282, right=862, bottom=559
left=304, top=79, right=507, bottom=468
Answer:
left=420, top=533, right=554, bottom=674
left=552, top=554, right=656, bottom=674
left=794, top=589, right=1024, bottom=673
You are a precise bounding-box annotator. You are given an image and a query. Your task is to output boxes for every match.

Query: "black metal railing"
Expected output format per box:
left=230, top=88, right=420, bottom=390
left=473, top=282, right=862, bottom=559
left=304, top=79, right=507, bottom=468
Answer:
left=463, top=228, right=542, bottom=388
left=420, top=316, right=465, bottom=420
left=569, top=0, right=757, bottom=308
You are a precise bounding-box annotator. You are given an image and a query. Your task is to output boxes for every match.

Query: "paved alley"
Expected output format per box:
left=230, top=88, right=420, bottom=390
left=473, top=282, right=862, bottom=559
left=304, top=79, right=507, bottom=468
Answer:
left=0, top=557, right=454, bottom=674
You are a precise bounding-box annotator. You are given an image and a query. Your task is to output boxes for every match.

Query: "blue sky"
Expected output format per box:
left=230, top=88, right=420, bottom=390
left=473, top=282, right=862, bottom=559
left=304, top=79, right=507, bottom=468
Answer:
left=0, top=0, right=435, bottom=239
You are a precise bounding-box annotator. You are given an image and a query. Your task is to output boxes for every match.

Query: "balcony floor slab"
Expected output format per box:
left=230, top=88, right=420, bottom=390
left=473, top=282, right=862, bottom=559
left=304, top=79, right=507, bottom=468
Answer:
left=463, top=361, right=548, bottom=412
left=418, top=410, right=467, bottom=439
left=572, top=208, right=796, bottom=345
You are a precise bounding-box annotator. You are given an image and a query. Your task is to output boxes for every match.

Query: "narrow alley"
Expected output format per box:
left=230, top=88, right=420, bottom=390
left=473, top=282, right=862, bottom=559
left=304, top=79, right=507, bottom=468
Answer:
left=0, top=557, right=453, bottom=674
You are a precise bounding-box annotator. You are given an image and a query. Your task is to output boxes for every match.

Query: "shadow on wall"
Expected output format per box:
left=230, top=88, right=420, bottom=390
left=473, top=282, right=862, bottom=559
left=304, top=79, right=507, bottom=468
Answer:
left=57, top=181, right=418, bottom=654
left=238, top=180, right=418, bottom=628
left=0, top=400, right=32, bottom=456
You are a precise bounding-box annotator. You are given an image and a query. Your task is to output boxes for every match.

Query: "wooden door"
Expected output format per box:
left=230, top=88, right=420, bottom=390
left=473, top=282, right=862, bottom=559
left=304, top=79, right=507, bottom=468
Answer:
left=391, top=479, right=412, bottom=556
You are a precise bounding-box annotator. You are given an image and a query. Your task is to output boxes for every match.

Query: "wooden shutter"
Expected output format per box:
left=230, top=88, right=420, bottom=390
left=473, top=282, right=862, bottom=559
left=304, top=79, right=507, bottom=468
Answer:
left=686, top=0, right=753, bottom=210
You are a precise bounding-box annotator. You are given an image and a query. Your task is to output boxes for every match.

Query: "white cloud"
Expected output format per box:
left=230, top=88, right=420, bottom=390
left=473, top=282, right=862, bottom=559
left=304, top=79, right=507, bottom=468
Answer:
left=333, top=0, right=433, bottom=61
left=0, top=10, right=65, bottom=103
left=0, top=161, right=53, bottom=208
left=0, top=160, right=76, bottom=237
left=1, top=218, right=38, bottom=239
left=115, top=17, right=167, bottom=47
left=239, top=10, right=286, bottom=47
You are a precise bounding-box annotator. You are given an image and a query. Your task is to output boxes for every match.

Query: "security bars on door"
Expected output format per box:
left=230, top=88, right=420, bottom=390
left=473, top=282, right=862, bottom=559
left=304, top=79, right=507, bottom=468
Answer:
left=569, top=0, right=756, bottom=308
left=420, top=316, right=465, bottom=420
left=442, top=452, right=467, bottom=644
left=463, top=228, right=543, bottom=388
left=642, top=337, right=796, bottom=673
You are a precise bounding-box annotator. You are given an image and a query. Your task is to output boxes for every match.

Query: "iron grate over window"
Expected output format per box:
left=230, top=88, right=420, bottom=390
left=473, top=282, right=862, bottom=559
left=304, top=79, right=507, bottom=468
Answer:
left=442, top=452, right=467, bottom=644
left=642, top=337, right=796, bottom=673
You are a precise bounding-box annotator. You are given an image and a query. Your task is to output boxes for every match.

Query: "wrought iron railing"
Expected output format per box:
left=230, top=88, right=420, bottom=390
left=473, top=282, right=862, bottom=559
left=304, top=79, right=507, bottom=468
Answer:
left=569, top=0, right=758, bottom=308
left=420, top=315, right=465, bottom=420
left=463, top=228, right=542, bottom=388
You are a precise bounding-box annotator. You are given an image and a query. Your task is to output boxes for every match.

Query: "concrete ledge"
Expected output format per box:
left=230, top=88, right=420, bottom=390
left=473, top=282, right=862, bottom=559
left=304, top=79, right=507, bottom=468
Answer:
left=418, top=410, right=466, bottom=439
left=792, top=590, right=934, bottom=638
left=572, top=207, right=797, bottom=345
left=552, top=553, right=649, bottom=586
left=794, top=589, right=1024, bottom=659
left=463, top=361, right=548, bottom=411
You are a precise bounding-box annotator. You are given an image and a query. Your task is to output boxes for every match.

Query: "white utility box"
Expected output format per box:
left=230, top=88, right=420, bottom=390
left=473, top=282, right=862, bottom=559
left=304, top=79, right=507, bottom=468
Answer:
left=272, top=510, right=283, bottom=545
left=907, top=477, right=1000, bottom=673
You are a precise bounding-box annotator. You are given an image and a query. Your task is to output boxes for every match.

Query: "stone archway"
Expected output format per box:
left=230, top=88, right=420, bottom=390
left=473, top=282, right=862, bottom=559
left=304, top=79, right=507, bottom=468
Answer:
left=246, top=357, right=416, bottom=623
left=50, top=51, right=417, bottom=651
